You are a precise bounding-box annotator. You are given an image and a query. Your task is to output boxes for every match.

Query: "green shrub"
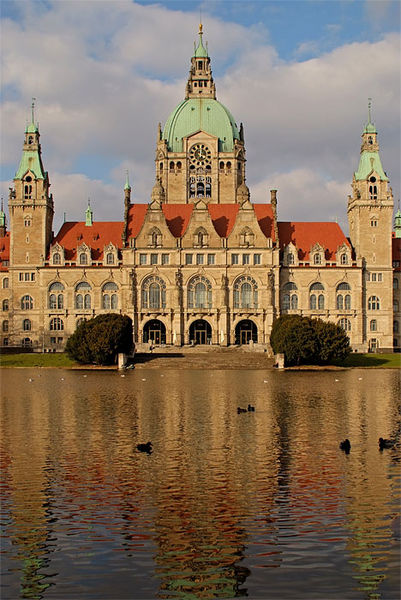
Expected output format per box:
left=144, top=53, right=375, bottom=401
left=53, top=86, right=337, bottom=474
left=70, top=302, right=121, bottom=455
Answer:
left=65, top=314, right=133, bottom=365
left=270, top=315, right=350, bottom=366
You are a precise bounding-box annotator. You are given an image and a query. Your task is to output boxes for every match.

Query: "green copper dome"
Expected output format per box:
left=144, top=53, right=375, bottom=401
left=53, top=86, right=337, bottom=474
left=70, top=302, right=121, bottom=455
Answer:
left=162, top=98, right=240, bottom=152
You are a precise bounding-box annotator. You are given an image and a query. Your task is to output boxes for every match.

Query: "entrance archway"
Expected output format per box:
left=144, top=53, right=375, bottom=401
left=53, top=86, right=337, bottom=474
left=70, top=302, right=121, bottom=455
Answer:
left=189, top=319, right=212, bottom=345
left=235, top=320, right=258, bottom=345
left=143, top=319, right=166, bottom=345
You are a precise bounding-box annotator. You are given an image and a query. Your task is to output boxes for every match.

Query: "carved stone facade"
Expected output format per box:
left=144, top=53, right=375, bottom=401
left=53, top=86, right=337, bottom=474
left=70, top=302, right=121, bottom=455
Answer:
left=0, top=29, right=398, bottom=353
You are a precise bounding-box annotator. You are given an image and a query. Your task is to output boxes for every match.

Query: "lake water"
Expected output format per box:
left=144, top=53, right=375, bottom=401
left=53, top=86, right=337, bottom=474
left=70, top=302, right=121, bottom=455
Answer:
left=1, top=367, right=400, bottom=600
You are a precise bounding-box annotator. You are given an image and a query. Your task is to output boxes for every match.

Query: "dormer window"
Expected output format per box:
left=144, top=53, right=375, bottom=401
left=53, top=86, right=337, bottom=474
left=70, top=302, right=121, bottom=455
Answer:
left=287, top=253, right=294, bottom=265
left=313, top=253, right=322, bottom=265
left=79, top=253, right=88, bottom=265
left=340, top=254, right=348, bottom=265
left=53, top=253, right=61, bottom=265
left=106, top=252, right=114, bottom=265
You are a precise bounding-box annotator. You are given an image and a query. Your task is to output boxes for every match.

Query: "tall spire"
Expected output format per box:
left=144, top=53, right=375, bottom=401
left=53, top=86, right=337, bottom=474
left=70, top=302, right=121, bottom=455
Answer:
left=363, top=97, right=376, bottom=134
left=124, top=170, right=131, bottom=191
left=27, top=97, right=38, bottom=133
left=186, top=24, right=216, bottom=99
left=395, top=199, right=401, bottom=238
left=85, top=198, right=93, bottom=226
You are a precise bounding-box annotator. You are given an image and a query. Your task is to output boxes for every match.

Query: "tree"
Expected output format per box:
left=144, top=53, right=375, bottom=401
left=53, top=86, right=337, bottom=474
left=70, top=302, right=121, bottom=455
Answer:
left=312, top=318, right=350, bottom=364
left=66, top=314, right=133, bottom=365
left=270, top=315, right=350, bottom=366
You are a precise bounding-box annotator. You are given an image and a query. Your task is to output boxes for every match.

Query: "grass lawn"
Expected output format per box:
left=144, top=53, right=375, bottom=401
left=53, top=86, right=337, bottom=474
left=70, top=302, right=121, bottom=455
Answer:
left=333, top=353, right=401, bottom=368
left=0, top=353, right=77, bottom=368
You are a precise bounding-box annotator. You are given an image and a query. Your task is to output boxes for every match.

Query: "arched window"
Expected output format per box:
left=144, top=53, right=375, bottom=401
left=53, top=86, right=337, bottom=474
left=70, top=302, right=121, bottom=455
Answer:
left=75, top=282, right=91, bottom=309
left=394, top=299, right=399, bottom=312
left=2, top=320, right=8, bottom=332
left=49, top=282, right=64, bottom=309
left=102, top=282, right=118, bottom=310
left=188, top=275, right=212, bottom=309
left=50, top=317, right=64, bottom=331
left=370, top=319, right=377, bottom=332
left=282, top=282, right=297, bottom=311
left=310, top=282, right=324, bottom=291
left=106, top=253, right=114, bottom=265
left=310, top=294, right=317, bottom=310
left=22, top=338, right=32, bottom=348
left=149, top=227, right=162, bottom=248
left=338, top=318, right=351, bottom=332
left=233, top=276, right=258, bottom=309
left=2, top=299, right=8, bottom=311
left=393, top=321, right=399, bottom=333
left=194, top=228, right=208, bottom=248
left=336, top=283, right=351, bottom=311
left=79, top=253, right=88, bottom=265
left=313, top=253, right=322, bottom=265
left=23, top=319, right=31, bottom=331
left=340, top=254, right=348, bottom=265
left=310, top=283, right=324, bottom=310
left=287, top=253, right=294, bottom=265
left=2, top=277, right=9, bottom=289
left=318, top=294, right=325, bottom=309
left=368, top=296, right=380, bottom=310
left=21, top=295, right=33, bottom=310
left=141, top=276, right=166, bottom=310
left=394, top=278, right=399, bottom=290
left=53, top=253, right=61, bottom=265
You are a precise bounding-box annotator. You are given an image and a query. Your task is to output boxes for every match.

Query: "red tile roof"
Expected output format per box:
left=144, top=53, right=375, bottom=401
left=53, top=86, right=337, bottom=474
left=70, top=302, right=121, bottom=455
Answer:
left=392, top=237, right=401, bottom=271
left=254, top=204, right=276, bottom=242
left=126, top=204, right=148, bottom=239
left=208, top=204, right=239, bottom=237
left=278, top=222, right=351, bottom=261
left=52, top=221, right=124, bottom=261
left=0, top=232, right=10, bottom=271
left=162, top=204, right=193, bottom=237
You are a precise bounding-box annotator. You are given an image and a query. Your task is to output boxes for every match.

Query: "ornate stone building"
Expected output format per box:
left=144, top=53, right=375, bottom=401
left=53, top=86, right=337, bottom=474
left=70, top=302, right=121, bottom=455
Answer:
left=1, top=27, right=399, bottom=353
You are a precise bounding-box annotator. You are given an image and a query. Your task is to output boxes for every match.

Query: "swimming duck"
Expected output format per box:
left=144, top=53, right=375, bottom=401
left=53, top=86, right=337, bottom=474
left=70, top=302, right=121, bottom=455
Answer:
left=237, top=407, right=247, bottom=414
left=379, top=437, right=395, bottom=450
left=247, top=404, right=255, bottom=412
left=340, top=439, right=351, bottom=453
left=137, top=441, right=152, bottom=454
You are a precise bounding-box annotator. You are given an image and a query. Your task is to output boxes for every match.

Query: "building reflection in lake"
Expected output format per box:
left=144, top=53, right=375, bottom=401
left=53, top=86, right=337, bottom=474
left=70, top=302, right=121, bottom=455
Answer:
left=1, top=368, right=399, bottom=599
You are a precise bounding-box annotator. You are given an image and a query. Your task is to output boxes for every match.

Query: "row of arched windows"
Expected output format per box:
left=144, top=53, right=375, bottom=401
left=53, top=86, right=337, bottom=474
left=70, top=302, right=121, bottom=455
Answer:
left=286, top=253, right=349, bottom=265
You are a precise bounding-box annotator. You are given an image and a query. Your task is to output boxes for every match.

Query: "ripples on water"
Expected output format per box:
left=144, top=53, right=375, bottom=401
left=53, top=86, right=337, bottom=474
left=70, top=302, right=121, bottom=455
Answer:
left=1, top=368, right=400, bottom=599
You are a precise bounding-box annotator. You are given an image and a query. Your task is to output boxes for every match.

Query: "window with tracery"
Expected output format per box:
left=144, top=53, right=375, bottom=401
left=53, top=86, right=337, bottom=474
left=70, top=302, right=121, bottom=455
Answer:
left=141, top=276, right=166, bottom=310
left=102, top=282, right=118, bottom=310
left=21, top=295, right=33, bottom=310
left=187, top=275, right=212, bottom=309
left=233, top=276, right=258, bottom=309
left=338, top=318, right=351, bottom=332
left=336, top=282, right=351, bottom=310
left=50, top=317, right=64, bottom=331
left=75, top=282, right=92, bottom=309
left=49, top=282, right=64, bottom=309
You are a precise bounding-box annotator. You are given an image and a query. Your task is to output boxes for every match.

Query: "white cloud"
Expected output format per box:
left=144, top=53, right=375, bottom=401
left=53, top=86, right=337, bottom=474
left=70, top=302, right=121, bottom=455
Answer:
left=1, top=1, right=399, bottom=237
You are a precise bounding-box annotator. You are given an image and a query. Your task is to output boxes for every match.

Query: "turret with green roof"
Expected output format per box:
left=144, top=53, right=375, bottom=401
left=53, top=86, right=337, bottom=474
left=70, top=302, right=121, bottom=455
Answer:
left=162, top=24, right=239, bottom=153
left=354, top=99, right=389, bottom=182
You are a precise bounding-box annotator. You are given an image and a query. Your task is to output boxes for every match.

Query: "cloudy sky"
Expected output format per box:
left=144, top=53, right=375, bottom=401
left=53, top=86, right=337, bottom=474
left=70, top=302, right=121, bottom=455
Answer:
left=1, top=0, right=400, bottom=234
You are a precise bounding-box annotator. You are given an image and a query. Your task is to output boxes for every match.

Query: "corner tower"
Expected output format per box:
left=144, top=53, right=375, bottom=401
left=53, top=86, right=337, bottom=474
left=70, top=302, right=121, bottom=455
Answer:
left=348, top=102, right=393, bottom=265
left=154, top=25, right=248, bottom=204
left=8, top=102, right=54, bottom=267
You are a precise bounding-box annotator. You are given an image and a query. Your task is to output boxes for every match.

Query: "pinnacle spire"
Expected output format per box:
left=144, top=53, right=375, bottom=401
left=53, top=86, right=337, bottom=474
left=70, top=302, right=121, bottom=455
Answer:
left=85, top=198, right=93, bottom=226
left=124, top=170, right=131, bottom=191
left=364, top=97, right=376, bottom=134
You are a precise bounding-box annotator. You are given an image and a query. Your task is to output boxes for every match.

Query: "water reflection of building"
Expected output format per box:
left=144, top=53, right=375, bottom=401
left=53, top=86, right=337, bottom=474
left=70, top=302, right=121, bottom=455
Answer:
left=1, top=370, right=399, bottom=598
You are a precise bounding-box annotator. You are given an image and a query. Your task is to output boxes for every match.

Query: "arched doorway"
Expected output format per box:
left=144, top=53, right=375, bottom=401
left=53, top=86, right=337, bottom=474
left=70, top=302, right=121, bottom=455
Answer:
left=235, top=320, right=258, bottom=345
left=143, top=319, right=166, bottom=345
left=189, top=319, right=212, bottom=345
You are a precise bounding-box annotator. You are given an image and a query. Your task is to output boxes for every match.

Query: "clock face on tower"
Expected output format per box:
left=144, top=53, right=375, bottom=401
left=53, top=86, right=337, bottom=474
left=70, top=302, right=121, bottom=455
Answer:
left=189, top=144, right=212, bottom=167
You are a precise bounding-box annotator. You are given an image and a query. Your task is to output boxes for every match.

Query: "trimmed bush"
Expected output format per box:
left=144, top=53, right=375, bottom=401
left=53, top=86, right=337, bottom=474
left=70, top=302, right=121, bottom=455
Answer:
left=66, top=314, right=133, bottom=365
left=270, top=315, right=350, bottom=366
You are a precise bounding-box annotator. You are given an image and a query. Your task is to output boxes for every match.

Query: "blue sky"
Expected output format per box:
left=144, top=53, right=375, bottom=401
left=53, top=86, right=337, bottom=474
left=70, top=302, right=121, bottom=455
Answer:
left=1, top=0, right=400, bottom=233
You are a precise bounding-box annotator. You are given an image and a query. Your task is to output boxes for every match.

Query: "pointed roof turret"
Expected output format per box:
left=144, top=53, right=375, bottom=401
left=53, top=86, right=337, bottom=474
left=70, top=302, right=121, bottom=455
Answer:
left=354, top=100, right=388, bottom=182
left=15, top=99, right=46, bottom=180
left=194, top=23, right=208, bottom=58
left=85, top=198, right=93, bottom=227
left=0, top=198, right=6, bottom=235
left=124, top=170, right=131, bottom=191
